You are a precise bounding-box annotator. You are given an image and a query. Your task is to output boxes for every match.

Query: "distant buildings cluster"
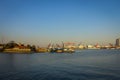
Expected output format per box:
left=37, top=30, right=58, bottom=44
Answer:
left=77, top=38, right=120, bottom=49
left=61, top=38, right=120, bottom=49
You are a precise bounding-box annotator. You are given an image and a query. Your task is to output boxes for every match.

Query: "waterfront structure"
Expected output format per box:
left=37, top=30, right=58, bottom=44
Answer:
left=36, top=48, right=47, bottom=53
left=116, top=38, right=120, bottom=47
left=64, top=42, right=76, bottom=49
left=78, top=45, right=85, bottom=49
left=4, top=47, right=31, bottom=52
left=87, top=45, right=93, bottom=49
left=47, top=42, right=75, bottom=53
left=87, top=44, right=101, bottom=49
left=94, top=43, right=101, bottom=49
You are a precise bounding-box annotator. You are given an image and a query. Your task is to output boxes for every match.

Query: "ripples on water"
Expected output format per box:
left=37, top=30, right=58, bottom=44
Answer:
left=0, top=50, right=120, bottom=80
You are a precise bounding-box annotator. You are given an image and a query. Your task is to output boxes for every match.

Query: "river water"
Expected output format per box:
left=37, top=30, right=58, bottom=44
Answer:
left=0, top=50, right=120, bottom=80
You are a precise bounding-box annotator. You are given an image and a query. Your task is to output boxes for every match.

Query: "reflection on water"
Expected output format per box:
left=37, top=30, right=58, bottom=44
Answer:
left=0, top=50, right=120, bottom=80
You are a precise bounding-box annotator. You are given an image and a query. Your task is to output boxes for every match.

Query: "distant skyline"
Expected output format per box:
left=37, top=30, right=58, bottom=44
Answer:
left=0, top=0, right=120, bottom=46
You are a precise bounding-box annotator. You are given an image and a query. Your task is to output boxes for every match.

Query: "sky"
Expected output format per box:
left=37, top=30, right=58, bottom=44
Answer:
left=0, top=0, right=120, bottom=46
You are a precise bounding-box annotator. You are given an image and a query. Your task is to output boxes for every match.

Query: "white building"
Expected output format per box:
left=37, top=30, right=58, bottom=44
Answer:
left=78, top=45, right=84, bottom=49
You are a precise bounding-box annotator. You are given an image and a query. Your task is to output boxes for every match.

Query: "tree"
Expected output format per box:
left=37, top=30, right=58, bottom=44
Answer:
left=4, top=41, right=18, bottom=49
left=31, top=45, right=36, bottom=52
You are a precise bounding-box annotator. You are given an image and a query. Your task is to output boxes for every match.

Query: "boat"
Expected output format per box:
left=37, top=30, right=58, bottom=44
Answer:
left=47, top=42, right=75, bottom=53
left=64, top=48, right=75, bottom=53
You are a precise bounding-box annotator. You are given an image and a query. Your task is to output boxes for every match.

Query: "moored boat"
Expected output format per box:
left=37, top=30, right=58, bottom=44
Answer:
left=47, top=42, right=75, bottom=53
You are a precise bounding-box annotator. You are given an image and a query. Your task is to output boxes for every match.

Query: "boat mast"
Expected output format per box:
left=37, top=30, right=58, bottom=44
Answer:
left=62, top=41, right=64, bottom=49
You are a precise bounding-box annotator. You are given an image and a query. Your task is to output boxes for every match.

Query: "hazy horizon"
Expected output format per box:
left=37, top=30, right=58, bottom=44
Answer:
left=0, top=0, right=120, bottom=46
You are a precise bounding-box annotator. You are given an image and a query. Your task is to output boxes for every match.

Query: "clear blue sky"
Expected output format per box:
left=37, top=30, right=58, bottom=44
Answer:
left=0, top=0, right=120, bottom=46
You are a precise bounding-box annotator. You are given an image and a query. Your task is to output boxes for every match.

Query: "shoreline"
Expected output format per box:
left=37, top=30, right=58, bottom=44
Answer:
left=0, top=49, right=120, bottom=54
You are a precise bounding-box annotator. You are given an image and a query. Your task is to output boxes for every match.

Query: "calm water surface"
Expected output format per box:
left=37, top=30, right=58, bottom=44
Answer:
left=0, top=50, right=120, bottom=80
